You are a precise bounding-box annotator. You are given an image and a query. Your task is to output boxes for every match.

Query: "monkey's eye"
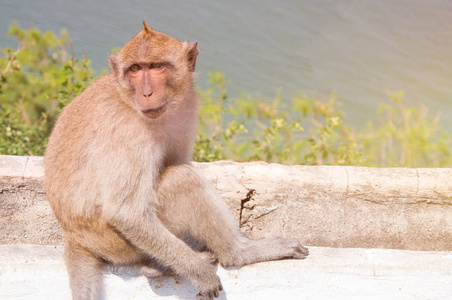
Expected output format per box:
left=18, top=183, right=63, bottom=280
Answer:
left=130, top=64, right=141, bottom=72
left=152, top=63, right=165, bottom=70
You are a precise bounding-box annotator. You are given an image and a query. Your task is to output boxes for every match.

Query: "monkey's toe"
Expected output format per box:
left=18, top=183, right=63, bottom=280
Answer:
left=300, top=245, right=309, bottom=256
left=141, top=265, right=175, bottom=278
left=198, top=251, right=218, bottom=265
left=293, top=244, right=309, bottom=259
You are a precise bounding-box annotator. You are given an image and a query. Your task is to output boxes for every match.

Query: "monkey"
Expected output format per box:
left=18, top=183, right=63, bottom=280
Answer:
left=44, top=22, right=309, bottom=300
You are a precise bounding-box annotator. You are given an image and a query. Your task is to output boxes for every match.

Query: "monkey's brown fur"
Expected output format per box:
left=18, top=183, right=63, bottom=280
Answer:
left=44, top=22, right=308, bottom=300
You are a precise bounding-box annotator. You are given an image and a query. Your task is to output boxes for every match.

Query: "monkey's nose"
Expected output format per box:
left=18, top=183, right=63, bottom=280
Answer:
left=143, top=92, right=153, bottom=98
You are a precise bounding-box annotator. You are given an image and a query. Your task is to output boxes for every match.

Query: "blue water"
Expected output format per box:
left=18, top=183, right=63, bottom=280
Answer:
left=1, top=0, right=451, bottom=129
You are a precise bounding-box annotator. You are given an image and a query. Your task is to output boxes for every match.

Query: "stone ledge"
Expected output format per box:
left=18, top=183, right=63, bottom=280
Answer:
left=1, top=155, right=451, bottom=250
left=0, top=245, right=451, bottom=299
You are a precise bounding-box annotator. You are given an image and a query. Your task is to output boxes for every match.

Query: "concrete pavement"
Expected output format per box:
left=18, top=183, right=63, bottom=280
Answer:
left=0, top=245, right=451, bottom=299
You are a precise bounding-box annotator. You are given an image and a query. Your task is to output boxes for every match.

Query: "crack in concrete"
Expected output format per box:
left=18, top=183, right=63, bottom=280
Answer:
left=360, top=197, right=452, bottom=206
left=415, top=168, right=420, bottom=196
left=253, top=206, right=278, bottom=219
left=22, top=156, right=30, bottom=180
left=342, top=166, right=350, bottom=195
left=239, top=189, right=255, bottom=228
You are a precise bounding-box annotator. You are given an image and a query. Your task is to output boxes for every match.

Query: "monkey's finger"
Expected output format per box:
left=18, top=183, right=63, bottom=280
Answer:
left=195, top=293, right=205, bottom=300
left=196, top=292, right=215, bottom=300
left=214, top=283, right=223, bottom=297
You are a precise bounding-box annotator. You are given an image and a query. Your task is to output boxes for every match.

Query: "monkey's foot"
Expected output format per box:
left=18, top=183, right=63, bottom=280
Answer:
left=295, top=244, right=309, bottom=259
left=219, top=236, right=309, bottom=268
left=276, top=237, right=309, bottom=259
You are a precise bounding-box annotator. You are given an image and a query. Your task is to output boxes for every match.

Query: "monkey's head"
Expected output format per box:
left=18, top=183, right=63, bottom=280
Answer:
left=109, top=22, right=199, bottom=119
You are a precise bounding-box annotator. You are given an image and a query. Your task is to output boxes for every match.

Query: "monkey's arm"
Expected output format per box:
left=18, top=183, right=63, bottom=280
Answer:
left=108, top=207, right=222, bottom=300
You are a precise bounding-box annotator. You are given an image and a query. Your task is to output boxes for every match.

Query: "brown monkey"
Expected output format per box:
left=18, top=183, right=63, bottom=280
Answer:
left=44, top=22, right=308, bottom=300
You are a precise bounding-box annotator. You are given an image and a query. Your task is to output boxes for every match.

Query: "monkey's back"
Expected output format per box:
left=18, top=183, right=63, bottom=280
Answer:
left=44, top=75, right=159, bottom=226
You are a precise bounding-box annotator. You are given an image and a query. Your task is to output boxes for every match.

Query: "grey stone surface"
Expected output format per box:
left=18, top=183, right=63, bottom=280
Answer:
left=1, top=155, right=451, bottom=250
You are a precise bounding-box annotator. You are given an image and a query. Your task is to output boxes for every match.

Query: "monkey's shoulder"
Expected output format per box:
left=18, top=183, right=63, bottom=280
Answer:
left=68, top=74, right=120, bottom=109
left=58, top=75, right=137, bottom=128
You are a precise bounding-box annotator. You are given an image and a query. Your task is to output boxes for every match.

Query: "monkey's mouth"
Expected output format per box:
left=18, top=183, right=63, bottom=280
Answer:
left=141, top=102, right=168, bottom=119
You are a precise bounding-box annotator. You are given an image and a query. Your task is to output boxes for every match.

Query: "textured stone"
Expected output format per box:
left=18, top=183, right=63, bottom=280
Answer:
left=1, top=155, right=451, bottom=251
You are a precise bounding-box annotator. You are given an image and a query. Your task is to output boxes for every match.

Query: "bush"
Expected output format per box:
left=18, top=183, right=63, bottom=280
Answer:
left=362, top=91, right=452, bottom=167
left=0, top=23, right=94, bottom=155
left=196, top=73, right=364, bottom=165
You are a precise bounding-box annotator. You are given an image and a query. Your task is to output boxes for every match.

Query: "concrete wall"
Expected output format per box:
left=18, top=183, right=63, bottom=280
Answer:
left=1, top=155, right=451, bottom=251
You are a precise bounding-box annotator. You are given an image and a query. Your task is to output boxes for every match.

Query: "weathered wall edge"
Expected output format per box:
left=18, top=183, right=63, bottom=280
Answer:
left=1, top=155, right=451, bottom=251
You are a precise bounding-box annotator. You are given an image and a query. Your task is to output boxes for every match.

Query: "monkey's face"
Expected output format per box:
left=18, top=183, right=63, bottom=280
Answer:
left=109, top=22, right=198, bottom=120
left=126, top=62, right=171, bottom=119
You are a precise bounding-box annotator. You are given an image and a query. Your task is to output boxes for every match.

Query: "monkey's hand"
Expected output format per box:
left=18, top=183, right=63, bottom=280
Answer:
left=192, top=255, right=223, bottom=300
left=195, top=276, right=223, bottom=300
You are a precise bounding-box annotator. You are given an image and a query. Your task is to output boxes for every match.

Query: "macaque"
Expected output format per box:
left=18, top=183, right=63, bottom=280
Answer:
left=44, top=22, right=308, bottom=300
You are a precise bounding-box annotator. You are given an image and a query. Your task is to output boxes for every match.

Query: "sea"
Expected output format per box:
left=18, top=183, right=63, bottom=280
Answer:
left=1, top=0, right=451, bottom=129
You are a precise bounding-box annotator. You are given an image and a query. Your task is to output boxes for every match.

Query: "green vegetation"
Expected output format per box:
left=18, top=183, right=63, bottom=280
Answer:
left=0, top=23, right=93, bottom=156
left=1, top=24, right=451, bottom=167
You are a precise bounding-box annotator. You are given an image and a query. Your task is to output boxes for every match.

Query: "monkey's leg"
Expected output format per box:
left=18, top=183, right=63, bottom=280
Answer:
left=156, top=164, right=309, bottom=268
left=64, top=241, right=104, bottom=300
left=107, top=200, right=222, bottom=300
left=141, top=251, right=217, bottom=279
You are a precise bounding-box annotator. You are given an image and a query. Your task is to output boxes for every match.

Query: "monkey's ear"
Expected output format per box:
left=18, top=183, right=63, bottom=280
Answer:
left=108, top=54, right=119, bottom=74
left=186, top=42, right=199, bottom=72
